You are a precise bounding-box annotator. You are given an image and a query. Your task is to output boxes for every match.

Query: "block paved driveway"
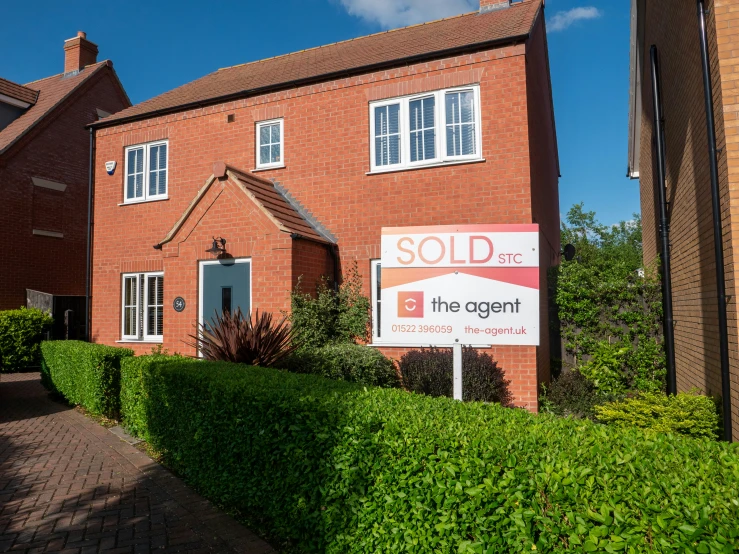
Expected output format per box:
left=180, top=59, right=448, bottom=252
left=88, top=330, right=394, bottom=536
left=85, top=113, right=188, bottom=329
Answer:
left=0, top=372, right=275, bottom=554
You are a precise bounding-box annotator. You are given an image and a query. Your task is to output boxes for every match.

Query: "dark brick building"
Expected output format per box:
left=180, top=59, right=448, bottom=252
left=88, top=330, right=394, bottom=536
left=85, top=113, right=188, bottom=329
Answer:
left=89, top=0, right=559, bottom=410
left=0, top=32, right=130, bottom=313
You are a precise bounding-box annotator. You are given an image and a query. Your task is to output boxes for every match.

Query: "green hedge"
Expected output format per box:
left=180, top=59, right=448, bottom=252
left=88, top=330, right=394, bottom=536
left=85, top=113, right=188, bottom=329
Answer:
left=0, top=308, right=53, bottom=372
left=40, top=341, right=134, bottom=418
left=595, top=391, right=720, bottom=440
left=280, top=343, right=398, bottom=388
left=122, top=357, right=739, bottom=553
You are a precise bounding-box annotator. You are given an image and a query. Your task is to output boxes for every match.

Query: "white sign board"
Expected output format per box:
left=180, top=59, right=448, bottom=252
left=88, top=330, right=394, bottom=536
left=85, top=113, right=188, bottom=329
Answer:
left=380, top=224, right=540, bottom=346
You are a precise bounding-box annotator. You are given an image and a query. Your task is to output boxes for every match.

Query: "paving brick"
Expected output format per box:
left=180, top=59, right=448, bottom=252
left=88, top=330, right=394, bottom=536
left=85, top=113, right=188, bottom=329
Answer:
left=0, top=373, right=275, bottom=553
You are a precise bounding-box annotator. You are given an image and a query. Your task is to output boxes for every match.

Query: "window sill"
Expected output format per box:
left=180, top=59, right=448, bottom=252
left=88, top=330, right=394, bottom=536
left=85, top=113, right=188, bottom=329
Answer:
left=251, top=165, right=285, bottom=172
left=367, top=158, right=485, bottom=176
left=116, top=339, right=164, bottom=344
left=118, top=196, right=169, bottom=206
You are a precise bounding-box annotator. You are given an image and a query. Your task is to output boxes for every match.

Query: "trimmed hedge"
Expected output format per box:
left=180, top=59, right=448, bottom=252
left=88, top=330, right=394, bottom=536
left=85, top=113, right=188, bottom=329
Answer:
left=40, top=341, right=134, bottom=418
left=0, top=308, right=53, bottom=372
left=122, top=357, right=739, bottom=553
left=595, top=391, right=720, bottom=440
left=280, top=343, right=398, bottom=388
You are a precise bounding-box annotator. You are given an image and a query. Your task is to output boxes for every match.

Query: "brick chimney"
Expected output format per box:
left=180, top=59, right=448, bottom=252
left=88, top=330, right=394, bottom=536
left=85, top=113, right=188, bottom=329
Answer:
left=480, top=0, right=510, bottom=12
left=63, top=32, right=98, bottom=73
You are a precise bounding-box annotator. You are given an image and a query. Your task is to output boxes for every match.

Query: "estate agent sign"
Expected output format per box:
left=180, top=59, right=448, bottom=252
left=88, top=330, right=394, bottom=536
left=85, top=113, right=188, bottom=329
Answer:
left=380, top=224, right=540, bottom=346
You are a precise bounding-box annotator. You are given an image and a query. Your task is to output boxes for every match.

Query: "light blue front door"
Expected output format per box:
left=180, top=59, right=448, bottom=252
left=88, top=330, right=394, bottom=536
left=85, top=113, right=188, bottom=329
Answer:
left=201, top=260, right=251, bottom=326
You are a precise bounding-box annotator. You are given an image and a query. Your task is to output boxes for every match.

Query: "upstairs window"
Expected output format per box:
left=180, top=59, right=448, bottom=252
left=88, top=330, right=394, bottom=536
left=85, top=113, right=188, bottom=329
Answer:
left=256, top=119, right=284, bottom=169
left=122, top=272, right=164, bottom=342
left=369, top=86, right=481, bottom=172
left=124, top=140, right=168, bottom=203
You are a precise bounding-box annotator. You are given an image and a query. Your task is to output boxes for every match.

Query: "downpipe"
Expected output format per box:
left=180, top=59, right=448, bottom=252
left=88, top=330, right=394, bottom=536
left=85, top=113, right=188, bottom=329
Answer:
left=697, top=0, right=733, bottom=442
left=85, top=128, right=95, bottom=342
left=649, top=46, right=677, bottom=396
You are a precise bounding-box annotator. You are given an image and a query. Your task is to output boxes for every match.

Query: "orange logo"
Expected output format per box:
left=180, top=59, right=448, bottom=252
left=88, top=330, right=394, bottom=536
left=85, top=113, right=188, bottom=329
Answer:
left=398, top=291, right=424, bottom=318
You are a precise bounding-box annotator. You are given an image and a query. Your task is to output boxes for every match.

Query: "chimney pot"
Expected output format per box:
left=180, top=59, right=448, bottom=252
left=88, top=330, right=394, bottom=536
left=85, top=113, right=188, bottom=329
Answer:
left=480, top=0, right=510, bottom=12
left=64, top=31, right=98, bottom=73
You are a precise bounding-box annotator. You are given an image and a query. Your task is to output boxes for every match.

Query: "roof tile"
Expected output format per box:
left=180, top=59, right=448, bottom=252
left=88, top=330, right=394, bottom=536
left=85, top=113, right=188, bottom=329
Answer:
left=98, top=1, right=541, bottom=126
left=0, top=62, right=109, bottom=155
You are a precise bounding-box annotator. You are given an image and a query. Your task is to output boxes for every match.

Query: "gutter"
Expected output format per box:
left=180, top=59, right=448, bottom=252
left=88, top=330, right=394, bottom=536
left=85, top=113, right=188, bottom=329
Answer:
left=697, top=0, right=733, bottom=442
left=88, top=33, right=530, bottom=130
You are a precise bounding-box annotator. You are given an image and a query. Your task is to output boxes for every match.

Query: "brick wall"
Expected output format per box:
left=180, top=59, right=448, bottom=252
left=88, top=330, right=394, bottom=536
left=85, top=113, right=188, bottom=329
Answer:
left=638, top=0, right=739, bottom=438
left=526, top=14, right=561, bottom=388
left=0, top=67, right=129, bottom=310
left=92, top=32, right=559, bottom=409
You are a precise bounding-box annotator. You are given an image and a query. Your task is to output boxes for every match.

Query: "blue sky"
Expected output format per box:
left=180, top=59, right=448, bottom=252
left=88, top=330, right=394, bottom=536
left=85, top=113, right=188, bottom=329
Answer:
left=0, top=0, right=637, bottom=225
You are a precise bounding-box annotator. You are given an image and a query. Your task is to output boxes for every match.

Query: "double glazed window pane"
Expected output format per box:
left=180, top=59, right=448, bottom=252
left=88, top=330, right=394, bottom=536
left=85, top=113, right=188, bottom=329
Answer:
left=445, top=91, right=476, bottom=157
left=259, top=123, right=281, bottom=165
left=409, top=96, right=436, bottom=162
left=126, top=143, right=167, bottom=201
left=123, top=276, right=138, bottom=337
left=374, top=104, right=400, bottom=166
left=123, top=273, right=163, bottom=339
left=147, top=275, right=163, bottom=337
left=126, top=148, right=144, bottom=200
left=149, top=144, right=167, bottom=197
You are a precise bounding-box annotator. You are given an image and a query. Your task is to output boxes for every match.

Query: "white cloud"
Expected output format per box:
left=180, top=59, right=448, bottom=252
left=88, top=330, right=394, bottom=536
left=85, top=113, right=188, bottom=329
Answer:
left=547, top=7, right=601, bottom=32
left=338, top=0, right=477, bottom=29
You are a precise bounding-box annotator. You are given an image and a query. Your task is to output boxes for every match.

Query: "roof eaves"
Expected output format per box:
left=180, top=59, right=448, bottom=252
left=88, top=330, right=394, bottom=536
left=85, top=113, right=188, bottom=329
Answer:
left=90, top=32, right=530, bottom=130
left=0, top=62, right=108, bottom=158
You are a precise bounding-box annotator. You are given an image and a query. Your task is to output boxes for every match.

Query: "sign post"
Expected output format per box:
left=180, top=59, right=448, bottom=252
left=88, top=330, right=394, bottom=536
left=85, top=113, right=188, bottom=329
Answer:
left=379, top=224, right=541, bottom=400
left=453, top=342, right=462, bottom=401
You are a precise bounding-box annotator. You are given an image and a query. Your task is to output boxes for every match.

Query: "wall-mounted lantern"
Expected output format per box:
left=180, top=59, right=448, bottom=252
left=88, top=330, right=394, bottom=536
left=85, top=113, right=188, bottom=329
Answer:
left=206, top=237, right=227, bottom=255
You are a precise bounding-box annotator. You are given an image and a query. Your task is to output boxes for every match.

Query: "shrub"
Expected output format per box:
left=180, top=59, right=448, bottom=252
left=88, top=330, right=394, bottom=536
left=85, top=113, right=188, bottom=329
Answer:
left=399, top=347, right=512, bottom=405
left=540, top=370, right=602, bottom=419
left=189, top=309, right=296, bottom=366
left=40, top=341, right=134, bottom=418
left=0, top=308, right=53, bottom=372
left=122, top=357, right=739, bottom=553
left=289, top=262, right=370, bottom=350
left=280, top=343, right=398, bottom=387
left=595, top=390, right=720, bottom=440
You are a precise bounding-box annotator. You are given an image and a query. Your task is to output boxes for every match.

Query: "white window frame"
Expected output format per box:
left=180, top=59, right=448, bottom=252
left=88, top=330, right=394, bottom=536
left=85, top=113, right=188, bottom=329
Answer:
left=370, top=259, right=382, bottom=343
left=369, top=85, right=482, bottom=173
left=255, top=119, right=284, bottom=170
left=123, top=140, right=169, bottom=204
left=370, top=100, right=404, bottom=171
left=120, top=271, right=164, bottom=342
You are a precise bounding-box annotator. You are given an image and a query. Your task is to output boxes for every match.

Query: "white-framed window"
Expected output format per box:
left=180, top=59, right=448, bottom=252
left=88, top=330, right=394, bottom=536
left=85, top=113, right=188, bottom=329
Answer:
left=124, top=140, right=168, bottom=203
left=370, top=259, right=382, bottom=342
left=256, top=119, right=284, bottom=169
left=121, top=272, right=164, bottom=341
left=369, top=85, right=482, bottom=173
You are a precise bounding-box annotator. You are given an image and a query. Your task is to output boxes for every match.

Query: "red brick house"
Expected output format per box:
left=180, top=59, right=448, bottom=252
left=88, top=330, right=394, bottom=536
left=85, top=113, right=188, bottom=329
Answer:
left=89, top=0, right=559, bottom=410
left=0, top=32, right=130, bottom=325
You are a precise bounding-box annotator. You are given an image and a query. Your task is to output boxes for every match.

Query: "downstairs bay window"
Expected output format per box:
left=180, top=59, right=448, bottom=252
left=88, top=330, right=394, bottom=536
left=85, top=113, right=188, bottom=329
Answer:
left=369, top=86, right=482, bottom=173
left=122, top=272, right=164, bottom=342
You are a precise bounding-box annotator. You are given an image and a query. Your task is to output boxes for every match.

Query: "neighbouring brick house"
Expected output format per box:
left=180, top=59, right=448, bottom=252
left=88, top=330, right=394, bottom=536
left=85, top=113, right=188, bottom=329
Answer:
left=628, top=0, right=739, bottom=438
left=90, top=0, right=559, bottom=410
left=0, top=32, right=130, bottom=321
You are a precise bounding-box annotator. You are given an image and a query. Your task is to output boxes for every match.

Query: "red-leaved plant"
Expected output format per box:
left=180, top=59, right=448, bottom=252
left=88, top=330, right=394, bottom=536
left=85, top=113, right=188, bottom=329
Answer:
left=188, top=309, right=297, bottom=367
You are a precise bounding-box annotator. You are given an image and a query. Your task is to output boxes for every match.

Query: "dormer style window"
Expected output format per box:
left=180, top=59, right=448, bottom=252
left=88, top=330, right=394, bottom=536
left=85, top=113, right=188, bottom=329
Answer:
left=124, top=140, right=168, bottom=203
left=369, top=86, right=482, bottom=173
left=256, top=119, right=284, bottom=169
